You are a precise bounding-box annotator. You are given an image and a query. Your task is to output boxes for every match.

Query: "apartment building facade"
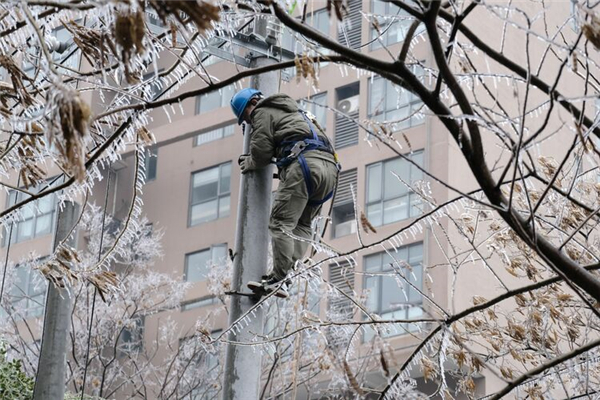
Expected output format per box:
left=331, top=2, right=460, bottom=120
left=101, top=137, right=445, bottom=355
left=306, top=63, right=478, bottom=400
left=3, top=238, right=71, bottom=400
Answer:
left=3, top=0, right=582, bottom=398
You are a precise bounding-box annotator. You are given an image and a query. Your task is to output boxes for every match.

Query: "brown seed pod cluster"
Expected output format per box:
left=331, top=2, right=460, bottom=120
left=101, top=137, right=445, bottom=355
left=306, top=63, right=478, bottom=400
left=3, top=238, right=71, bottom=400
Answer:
left=342, top=360, right=364, bottom=395
left=137, top=126, right=155, bottom=145
left=63, top=20, right=117, bottom=69
left=360, top=211, right=377, bottom=233
left=146, top=0, right=220, bottom=35
left=582, top=15, right=600, bottom=50
left=537, top=155, right=558, bottom=176
left=50, top=89, right=92, bottom=182
left=294, top=54, right=318, bottom=88
left=0, top=54, right=34, bottom=107
left=38, top=246, right=80, bottom=288
left=87, top=271, right=119, bottom=302
left=114, top=8, right=146, bottom=84
left=17, top=127, right=46, bottom=189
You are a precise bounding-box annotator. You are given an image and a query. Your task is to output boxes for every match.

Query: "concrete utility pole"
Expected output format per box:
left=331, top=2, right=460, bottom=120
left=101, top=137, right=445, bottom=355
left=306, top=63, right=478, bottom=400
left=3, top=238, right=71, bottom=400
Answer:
left=222, top=16, right=280, bottom=400
left=33, top=200, right=79, bottom=400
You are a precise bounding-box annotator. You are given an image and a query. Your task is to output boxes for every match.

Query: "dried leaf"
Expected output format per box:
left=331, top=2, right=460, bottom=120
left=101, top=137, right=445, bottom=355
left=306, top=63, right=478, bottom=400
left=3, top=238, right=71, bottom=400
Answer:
left=137, top=126, right=155, bottom=145
left=379, top=350, right=390, bottom=377
left=63, top=20, right=117, bottom=68
left=421, top=356, right=438, bottom=382
left=114, top=9, right=146, bottom=84
left=360, top=211, right=377, bottom=233
left=0, top=54, right=34, bottom=107
left=50, top=89, right=92, bottom=182
left=87, top=271, right=119, bottom=302
left=327, top=0, right=348, bottom=21
left=582, top=16, right=600, bottom=50
left=343, top=360, right=364, bottom=395
left=146, top=0, right=220, bottom=35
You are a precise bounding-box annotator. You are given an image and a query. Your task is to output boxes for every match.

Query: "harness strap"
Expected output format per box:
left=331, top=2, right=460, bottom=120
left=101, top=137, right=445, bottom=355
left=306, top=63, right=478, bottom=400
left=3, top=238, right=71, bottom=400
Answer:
left=300, top=111, right=320, bottom=142
left=298, top=154, right=313, bottom=198
left=276, top=110, right=339, bottom=207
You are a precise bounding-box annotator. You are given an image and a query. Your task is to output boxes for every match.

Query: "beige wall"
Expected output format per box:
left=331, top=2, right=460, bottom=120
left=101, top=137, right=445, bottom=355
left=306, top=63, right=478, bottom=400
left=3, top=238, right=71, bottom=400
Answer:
left=4, top=0, right=591, bottom=397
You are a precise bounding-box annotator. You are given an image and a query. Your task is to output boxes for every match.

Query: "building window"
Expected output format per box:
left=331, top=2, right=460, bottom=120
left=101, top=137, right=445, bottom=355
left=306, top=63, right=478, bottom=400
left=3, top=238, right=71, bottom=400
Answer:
left=9, top=264, right=47, bottom=319
left=364, top=242, right=423, bottom=339
left=145, top=147, right=158, bottom=181
left=195, top=85, right=236, bottom=115
left=365, top=152, right=423, bottom=227
left=369, top=69, right=424, bottom=130
left=181, top=296, right=218, bottom=311
left=298, top=92, right=327, bottom=129
left=332, top=169, right=357, bottom=238
left=185, top=244, right=227, bottom=282
left=4, top=187, right=57, bottom=245
left=189, top=163, right=231, bottom=226
left=281, top=9, right=329, bottom=52
left=194, top=123, right=235, bottom=147
left=119, top=316, right=144, bottom=352
left=370, top=0, right=424, bottom=49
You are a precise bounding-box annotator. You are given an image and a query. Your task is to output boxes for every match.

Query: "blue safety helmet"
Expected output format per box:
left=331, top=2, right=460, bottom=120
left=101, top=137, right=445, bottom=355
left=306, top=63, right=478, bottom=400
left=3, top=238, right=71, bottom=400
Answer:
left=230, top=88, right=262, bottom=125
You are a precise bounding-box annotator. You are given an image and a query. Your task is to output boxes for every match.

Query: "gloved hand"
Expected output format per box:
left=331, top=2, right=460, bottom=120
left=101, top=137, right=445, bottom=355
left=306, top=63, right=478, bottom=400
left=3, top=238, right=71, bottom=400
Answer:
left=238, top=154, right=255, bottom=174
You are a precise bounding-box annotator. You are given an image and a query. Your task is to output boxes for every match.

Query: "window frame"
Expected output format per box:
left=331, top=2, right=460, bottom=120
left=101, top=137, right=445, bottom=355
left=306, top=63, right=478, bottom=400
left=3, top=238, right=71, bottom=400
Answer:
left=195, top=85, right=236, bottom=115
left=281, top=8, right=330, bottom=52
left=4, top=186, right=57, bottom=245
left=193, top=122, right=236, bottom=147
left=184, top=243, right=227, bottom=283
left=363, top=242, right=424, bottom=338
left=119, top=315, right=145, bottom=352
left=145, top=147, right=158, bottom=182
left=368, top=69, right=425, bottom=129
left=188, top=162, right=232, bottom=227
left=298, top=92, right=327, bottom=130
left=8, top=261, right=48, bottom=319
left=365, top=151, right=424, bottom=227
left=181, top=296, right=218, bottom=311
left=369, top=0, right=425, bottom=49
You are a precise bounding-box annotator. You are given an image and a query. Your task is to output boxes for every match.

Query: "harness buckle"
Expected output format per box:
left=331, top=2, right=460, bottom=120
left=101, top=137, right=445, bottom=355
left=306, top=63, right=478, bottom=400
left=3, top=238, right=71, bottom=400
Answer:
left=288, top=141, right=308, bottom=158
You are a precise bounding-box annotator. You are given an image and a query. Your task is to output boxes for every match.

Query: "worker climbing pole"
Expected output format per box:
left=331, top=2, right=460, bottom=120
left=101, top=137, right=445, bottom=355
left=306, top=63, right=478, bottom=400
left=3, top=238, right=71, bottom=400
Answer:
left=223, top=13, right=340, bottom=400
left=222, top=15, right=278, bottom=400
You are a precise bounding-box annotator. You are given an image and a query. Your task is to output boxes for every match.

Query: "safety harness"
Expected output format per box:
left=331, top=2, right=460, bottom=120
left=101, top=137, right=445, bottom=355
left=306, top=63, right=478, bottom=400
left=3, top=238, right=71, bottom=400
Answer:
left=275, top=111, right=340, bottom=207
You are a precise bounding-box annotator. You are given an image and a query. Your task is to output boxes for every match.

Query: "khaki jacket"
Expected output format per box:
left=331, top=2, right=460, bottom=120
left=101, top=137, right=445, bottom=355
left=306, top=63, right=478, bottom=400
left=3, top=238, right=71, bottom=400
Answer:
left=246, top=93, right=336, bottom=170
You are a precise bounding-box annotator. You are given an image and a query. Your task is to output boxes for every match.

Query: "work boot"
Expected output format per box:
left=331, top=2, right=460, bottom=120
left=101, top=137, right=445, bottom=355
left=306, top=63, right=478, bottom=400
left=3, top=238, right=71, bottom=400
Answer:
left=247, top=274, right=289, bottom=298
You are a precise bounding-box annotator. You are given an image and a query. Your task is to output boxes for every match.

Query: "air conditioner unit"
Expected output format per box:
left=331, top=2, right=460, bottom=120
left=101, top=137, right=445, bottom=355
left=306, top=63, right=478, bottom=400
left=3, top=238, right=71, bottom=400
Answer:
left=337, top=95, right=359, bottom=114
left=335, top=220, right=357, bottom=237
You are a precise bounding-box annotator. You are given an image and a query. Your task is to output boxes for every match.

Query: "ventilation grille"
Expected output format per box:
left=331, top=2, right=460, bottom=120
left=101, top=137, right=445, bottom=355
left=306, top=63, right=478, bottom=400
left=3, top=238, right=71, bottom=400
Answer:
left=338, top=0, right=362, bottom=50
left=335, top=111, right=359, bottom=149
left=328, top=263, right=355, bottom=319
left=327, top=262, right=355, bottom=349
left=333, top=169, right=357, bottom=208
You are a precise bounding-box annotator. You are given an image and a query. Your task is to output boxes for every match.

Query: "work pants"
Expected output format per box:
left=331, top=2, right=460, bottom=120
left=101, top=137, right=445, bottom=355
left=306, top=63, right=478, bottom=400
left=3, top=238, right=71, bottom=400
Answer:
left=269, top=153, right=338, bottom=281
